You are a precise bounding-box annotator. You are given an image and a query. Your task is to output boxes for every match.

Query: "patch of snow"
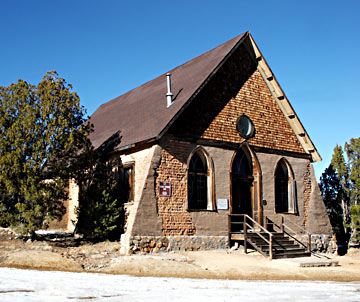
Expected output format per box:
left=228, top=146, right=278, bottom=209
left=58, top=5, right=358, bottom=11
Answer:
left=0, top=268, right=359, bottom=302
left=35, top=230, right=73, bottom=237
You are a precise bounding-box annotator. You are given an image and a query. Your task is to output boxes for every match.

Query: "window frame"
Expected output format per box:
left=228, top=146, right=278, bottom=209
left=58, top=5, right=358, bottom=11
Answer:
left=187, top=148, right=215, bottom=211
left=274, top=158, right=297, bottom=215
left=119, top=162, right=135, bottom=203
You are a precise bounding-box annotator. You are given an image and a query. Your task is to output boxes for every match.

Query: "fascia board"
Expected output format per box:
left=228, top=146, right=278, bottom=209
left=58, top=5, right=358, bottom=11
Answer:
left=246, top=34, right=322, bottom=162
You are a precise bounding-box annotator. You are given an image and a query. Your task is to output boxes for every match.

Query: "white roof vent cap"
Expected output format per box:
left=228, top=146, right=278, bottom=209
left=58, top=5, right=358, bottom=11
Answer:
left=166, top=73, right=173, bottom=107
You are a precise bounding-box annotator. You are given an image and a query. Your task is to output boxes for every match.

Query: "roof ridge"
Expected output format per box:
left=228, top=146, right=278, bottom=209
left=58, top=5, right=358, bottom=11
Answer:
left=95, top=32, right=248, bottom=111
left=156, top=32, right=249, bottom=141
left=88, top=32, right=249, bottom=150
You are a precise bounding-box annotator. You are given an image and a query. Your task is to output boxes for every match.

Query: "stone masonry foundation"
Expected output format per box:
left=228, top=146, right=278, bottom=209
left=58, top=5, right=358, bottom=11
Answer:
left=128, top=235, right=229, bottom=254
left=295, top=234, right=337, bottom=254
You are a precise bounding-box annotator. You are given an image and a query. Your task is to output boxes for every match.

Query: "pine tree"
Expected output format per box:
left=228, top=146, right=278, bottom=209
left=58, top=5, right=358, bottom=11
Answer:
left=345, top=138, right=360, bottom=205
left=321, top=139, right=360, bottom=249
left=345, top=138, right=360, bottom=242
left=319, top=165, right=348, bottom=254
left=0, top=71, right=89, bottom=234
left=330, top=145, right=351, bottom=228
left=74, top=147, right=125, bottom=241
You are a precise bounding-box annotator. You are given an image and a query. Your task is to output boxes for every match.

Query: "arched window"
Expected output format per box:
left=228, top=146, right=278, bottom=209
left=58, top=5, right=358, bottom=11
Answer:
left=275, top=159, right=297, bottom=214
left=188, top=151, right=209, bottom=210
left=232, top=149, right=253, bottom=179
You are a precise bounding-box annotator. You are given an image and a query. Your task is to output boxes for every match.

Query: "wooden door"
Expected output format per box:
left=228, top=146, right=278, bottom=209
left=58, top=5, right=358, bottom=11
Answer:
left=231, top=176, right=252, bottom=216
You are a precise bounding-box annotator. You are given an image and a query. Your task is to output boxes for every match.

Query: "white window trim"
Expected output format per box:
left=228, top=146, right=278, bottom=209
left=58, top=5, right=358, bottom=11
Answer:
left=187, top=147, right=215, bottom=211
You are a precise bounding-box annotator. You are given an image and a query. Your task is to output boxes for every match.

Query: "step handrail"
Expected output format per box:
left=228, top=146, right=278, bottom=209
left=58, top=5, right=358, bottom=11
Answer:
left=229, top=214, right=274, bottom=259
left=282, top=217, right=311, bottom=253
left=265, top=216, right=311, bottom=252
left=282, top=216, right=311, bottom=235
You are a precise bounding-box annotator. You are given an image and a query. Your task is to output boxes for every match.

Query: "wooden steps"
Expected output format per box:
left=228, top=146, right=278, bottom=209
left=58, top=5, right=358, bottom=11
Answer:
left=229, top=215, right=311, bottom=259
left=244, top=232, right=310, bottom=259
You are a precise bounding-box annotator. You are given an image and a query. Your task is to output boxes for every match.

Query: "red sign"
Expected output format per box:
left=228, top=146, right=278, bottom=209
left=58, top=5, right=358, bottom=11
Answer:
left=159, top=182, right=172, bottom=197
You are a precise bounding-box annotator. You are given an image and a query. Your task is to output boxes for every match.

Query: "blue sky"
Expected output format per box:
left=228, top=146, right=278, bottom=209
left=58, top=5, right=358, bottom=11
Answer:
left=1, top=0, right=359, bottom=179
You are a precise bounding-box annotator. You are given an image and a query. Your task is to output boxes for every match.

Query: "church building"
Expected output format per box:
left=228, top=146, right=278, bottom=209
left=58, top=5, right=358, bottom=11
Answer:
left=71, top=32, right=332, bottom=255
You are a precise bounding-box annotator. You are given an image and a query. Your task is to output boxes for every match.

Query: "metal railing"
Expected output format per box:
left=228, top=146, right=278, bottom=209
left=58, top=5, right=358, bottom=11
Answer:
left=265, top=216, right=311, bottom=253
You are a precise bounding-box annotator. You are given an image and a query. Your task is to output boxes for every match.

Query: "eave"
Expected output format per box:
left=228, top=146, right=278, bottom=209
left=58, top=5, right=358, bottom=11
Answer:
left=244, top=33, right=321, bottom=162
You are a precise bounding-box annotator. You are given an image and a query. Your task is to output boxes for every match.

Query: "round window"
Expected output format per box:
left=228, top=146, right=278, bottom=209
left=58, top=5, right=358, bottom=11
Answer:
left=236, top=115, right=255, bottom=139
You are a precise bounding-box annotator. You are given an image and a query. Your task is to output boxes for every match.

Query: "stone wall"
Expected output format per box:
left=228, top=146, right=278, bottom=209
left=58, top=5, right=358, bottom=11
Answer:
left=295, top=234, right=337, bottom=254
left=126, top=233, right=337, bottom=255
left=128, top=235, right=229, bottom=254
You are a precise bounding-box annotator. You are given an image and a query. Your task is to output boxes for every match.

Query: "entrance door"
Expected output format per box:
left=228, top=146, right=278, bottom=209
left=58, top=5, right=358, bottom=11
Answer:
left=232, top=177, right=252, bottom=215
left=231, top=149, right=253, bottom=216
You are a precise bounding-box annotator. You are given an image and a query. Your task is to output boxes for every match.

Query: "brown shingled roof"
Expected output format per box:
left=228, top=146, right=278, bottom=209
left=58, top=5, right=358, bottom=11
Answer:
left=88, top=32, right=248, bottom=150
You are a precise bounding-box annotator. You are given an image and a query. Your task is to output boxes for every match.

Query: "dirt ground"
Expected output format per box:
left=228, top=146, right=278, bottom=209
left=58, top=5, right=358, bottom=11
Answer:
left=0, top=229, right=359, bottom=281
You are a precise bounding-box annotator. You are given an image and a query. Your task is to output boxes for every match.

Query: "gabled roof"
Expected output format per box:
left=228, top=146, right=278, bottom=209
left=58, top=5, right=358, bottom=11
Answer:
left=89, top=32, right=246, bottom=149
left=89, top=32, right=321, bottom=162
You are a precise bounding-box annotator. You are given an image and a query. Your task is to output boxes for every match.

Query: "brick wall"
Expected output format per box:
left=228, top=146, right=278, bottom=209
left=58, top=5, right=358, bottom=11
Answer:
left=156, top=141, right=196, bottom=236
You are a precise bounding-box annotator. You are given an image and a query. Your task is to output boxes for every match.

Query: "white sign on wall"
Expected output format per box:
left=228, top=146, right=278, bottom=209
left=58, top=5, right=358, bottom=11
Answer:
left=217, top=199, right=229, bottom=210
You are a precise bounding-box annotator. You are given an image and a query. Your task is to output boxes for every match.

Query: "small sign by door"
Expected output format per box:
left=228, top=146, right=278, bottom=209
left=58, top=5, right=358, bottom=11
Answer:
left=217, top=198, right=229, bottom=210
left=159, top=182, right=172, bottom=197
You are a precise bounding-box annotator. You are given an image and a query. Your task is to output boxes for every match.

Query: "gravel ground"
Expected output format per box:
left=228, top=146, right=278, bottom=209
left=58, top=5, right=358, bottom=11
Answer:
left=0, top=228, right=359, bottom=281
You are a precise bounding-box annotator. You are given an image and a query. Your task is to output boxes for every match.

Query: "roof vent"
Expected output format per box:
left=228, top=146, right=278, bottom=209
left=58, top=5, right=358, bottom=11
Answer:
left=166, top=73, right=173, bottom=107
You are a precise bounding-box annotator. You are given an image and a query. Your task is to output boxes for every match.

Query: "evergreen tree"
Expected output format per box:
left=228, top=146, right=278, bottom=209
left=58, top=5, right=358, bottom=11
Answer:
left=319, top=165, right=348, bottom=254
left=345, top=138, right=360, bottom=205
left=0, top=71, right=89, bottom=234
left=330, top=145, right=351, bottom=228
left=350, top=205, right=360, bottom=243
left=345, top=138, right=360, bottom=242
left=321, top=139, right=360, bottom=249
left=74, top=142, right=125, bottom=241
